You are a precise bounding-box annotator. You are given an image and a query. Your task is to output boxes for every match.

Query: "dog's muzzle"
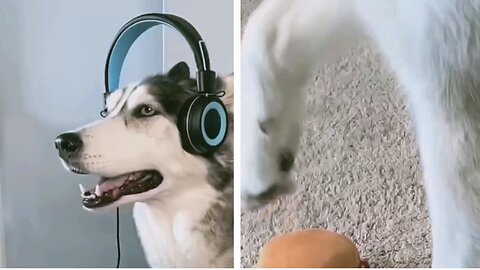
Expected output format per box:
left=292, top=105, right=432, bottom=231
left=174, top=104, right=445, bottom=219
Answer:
left=54, top=131, right=164, bottom=209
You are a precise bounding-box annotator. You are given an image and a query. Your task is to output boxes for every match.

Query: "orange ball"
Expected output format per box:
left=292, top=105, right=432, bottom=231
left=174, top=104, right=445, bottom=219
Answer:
left=257, top=229, right=369, bottom=268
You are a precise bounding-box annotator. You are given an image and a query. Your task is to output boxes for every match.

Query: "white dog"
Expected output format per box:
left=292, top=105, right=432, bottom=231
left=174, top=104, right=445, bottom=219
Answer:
left=55, top=62, right=233, bottom=268
left=241, top=0, right=480, bottom=267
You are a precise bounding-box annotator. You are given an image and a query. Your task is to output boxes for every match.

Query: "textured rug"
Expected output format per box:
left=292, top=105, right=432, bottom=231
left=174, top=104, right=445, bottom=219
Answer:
left=240, top=0, right=432, bottom=267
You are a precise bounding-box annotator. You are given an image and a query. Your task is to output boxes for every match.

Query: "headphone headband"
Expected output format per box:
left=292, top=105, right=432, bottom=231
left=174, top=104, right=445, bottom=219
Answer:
left=104, top=13, right=217, bottom=101
left=102, top=13, right=228, bottom=155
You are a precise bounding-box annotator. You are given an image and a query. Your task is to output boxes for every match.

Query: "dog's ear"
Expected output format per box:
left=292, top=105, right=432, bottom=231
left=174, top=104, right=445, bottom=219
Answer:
left=167, top=61, right=190, bottom=82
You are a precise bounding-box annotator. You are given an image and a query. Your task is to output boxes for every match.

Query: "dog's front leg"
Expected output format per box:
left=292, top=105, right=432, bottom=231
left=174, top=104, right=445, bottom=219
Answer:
left=241, top=0, right=365, bottom=208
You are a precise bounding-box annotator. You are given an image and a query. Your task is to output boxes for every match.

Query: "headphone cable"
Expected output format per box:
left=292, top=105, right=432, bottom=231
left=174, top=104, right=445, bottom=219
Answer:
left=116, top=207, right=121, bottom=268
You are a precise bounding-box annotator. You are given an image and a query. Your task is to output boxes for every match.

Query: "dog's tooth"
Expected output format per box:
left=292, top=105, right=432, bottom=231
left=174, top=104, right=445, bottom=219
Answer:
left=81, top=192, right=95, bottom=199
left=95, top=185, right=102, bottom=196
left=79, top=184, right=86, bottom=194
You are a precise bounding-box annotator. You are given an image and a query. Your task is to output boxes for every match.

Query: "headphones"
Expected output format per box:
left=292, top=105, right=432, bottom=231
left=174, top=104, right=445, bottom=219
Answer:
left=104, top=13, right=228, bottom=155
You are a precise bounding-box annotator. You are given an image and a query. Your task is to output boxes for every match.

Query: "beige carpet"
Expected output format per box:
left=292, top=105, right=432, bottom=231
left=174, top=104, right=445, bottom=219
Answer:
left=240, top=0, right=432, bottom=267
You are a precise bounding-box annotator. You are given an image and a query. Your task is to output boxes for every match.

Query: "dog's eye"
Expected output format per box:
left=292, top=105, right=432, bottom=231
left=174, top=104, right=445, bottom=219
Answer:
left=137, top=105, right=157, bottom=117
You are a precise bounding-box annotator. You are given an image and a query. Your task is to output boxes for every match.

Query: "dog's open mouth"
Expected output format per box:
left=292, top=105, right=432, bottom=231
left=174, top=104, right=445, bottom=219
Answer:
left=79, top=170, right=163, bottom=208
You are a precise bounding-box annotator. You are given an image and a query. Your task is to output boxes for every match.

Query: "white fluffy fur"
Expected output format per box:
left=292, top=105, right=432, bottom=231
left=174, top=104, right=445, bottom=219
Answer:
left=242, top=0, right=480, bottom=266
left=64, top=81, right=233, bottom=267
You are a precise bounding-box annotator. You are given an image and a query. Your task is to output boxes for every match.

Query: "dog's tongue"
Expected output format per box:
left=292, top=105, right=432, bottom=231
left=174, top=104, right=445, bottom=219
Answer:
left=98, top=172, right=142, bottom=190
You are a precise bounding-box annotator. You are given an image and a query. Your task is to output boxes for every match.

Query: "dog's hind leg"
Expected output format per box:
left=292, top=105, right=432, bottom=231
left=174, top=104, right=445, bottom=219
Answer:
left=241, top=0, right=366, bottom=208
left=355, top=1, right=480, bottom=266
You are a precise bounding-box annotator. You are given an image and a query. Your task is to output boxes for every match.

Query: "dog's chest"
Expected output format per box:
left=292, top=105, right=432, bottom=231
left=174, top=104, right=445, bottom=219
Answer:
left=132, top=200, right=220, bottom=267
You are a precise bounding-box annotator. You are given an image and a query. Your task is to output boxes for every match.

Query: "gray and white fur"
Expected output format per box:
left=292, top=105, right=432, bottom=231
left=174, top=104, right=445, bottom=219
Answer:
left=57, top=62, right=233, bottom=267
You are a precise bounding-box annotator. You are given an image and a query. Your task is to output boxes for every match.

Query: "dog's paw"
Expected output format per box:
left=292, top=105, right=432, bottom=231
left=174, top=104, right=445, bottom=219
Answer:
left=242, top=174, right=296, bottom=210
left=241, top=114, right=299, bottom=210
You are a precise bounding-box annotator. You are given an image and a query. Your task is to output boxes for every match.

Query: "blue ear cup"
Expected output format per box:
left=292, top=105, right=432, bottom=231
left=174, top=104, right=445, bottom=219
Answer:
left=103, top=13, right=229, bottom=155
left=177, top=96, right=228, bottom=155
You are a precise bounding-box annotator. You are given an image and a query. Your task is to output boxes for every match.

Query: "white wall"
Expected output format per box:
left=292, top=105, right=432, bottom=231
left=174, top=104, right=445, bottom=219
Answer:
left=0, top=0, right=164, bottom=267
left=164, top=0, right=234, bottom=75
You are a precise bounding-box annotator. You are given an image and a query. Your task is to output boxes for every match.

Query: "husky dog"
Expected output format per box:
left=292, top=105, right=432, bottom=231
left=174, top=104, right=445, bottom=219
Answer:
left=55, top=62, right=233, bottom=268
left=242, top=0, right=480, bottom=267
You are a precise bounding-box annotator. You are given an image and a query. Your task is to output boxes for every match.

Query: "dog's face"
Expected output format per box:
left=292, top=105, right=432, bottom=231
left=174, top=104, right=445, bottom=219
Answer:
left=55, top=62, right=211, bottom=211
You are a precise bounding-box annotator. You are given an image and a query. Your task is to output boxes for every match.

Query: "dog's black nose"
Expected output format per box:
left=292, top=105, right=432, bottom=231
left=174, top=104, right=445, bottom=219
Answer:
left=55, top=132, right=83, bottom=153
